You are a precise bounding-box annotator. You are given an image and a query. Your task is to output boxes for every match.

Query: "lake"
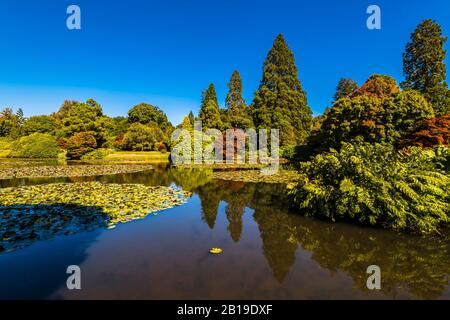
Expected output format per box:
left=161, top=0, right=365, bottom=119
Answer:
left=1, top=161, right=450, bottom=300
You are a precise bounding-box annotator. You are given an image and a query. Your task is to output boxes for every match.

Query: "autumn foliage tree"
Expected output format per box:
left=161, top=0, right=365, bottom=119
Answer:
left=66, top=131, right=97, bottom=159
left=350, top=75, right=400, bottom=100
left=397, top=114, right=450, bottom=148
left=315, top=75, right=434, bottom=150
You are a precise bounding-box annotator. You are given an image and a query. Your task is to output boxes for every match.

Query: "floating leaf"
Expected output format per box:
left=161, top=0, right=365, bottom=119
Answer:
left=209, top=247, right=223, bottom=254
left=0, top=164, right=154, bottom=180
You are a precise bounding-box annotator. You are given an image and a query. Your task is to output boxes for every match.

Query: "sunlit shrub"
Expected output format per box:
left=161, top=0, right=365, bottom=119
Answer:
left=289, top=141, right=450, bottom=235
left=9, top=133, right=59, bottom=158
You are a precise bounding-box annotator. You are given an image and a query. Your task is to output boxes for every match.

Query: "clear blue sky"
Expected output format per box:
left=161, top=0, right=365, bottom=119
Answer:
left=0, top=0, right=449, bottom=125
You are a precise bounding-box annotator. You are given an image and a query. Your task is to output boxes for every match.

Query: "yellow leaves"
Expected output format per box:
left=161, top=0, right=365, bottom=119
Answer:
left=0, top=182, right=192, bottom=252
left=340, top=178, right=355, bottom=193
left=209, top=248, right=223, bottom=254
left=0, top=164, right=154, bottom=180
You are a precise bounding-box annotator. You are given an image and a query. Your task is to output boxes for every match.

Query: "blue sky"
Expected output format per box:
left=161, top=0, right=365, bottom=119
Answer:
left=0, top=0, right=449, bottom=125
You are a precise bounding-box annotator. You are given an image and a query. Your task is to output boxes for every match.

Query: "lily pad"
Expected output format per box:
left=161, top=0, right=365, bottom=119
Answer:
left=0, top=182, right=191, bottom=253
left=0, top=164, right=153, bottom=180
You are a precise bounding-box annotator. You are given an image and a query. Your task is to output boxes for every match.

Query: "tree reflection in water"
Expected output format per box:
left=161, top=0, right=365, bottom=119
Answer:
left=193, top=177, right=450, bottom=300
left=1, top=164, right=449, bottom=299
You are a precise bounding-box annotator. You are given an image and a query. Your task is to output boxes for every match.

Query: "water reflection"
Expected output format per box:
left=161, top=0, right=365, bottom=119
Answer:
left=1, top=163, right=450, bottom=299
left=196, top=180, right=450, bottom=299
left=0, top=204, right=108, bottom=253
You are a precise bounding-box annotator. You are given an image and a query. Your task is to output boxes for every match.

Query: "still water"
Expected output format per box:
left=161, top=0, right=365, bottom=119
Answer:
left=1, top=163, right=450, bottom=300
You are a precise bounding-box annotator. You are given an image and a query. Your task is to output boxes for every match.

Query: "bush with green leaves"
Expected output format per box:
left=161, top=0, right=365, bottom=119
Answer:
left=80, top=148, right=114, bottom=160
left=9, top=133, right=60, bottom=158
left=0, top=137, right=12, bottom=157
left=289, top=141, right=450, bottom=235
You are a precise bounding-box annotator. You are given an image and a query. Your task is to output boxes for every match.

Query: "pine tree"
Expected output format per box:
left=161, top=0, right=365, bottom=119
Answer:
left=225, top=70, right=253, bottom=129
left=188, top=111, right=195, bottom=126
left=333, top=78, right=358, bottom=102
left=226, top=70, right=246, bottom=114
left=402, top=19, right=450, bottom=116
left=252, top=34, right=312, bottom=146
left=199, top=83, right=223, bottom=130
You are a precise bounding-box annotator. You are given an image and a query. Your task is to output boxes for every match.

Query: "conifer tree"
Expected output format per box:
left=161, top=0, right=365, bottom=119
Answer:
left=252, top=34, right=312, bottom=146
left=402, top=19, right=450, bottom=115
left=225, top=70, right=253, bottom=129
left=199, top=83, right=223, bottom=130
left=188, top=111, right=195, bottom=126
left=333, top=78, right=358, bottom=102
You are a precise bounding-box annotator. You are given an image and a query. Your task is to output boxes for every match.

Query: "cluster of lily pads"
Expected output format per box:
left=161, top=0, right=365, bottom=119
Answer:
left=0, top=182, right=191, bottom=253
left=0, top=164, right=153, bottom=180
left=212, top=170, right=300, bottom=184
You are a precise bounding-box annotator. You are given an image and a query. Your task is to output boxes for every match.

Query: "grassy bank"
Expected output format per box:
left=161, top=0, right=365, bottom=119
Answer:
left=102, top=151, right=170, bottom=163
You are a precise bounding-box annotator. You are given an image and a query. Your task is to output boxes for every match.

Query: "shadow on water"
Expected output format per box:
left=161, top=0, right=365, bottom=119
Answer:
left=0, top=204, right=106, bottom=299
left=0, top=204, right=108, bottom=253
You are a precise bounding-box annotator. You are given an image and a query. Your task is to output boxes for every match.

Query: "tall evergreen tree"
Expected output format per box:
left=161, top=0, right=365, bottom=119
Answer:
left=226, top=70, right=246, bottom=113
left=199, top=83, right=223, bottom=129
left=252, top=34, right=312, bottom=146
left=188, top=111, right=195, bottom=126
left=333, top=78, right=358, bottom=102
left=402, top=19, right=450, bottom=116
left=225, top=70, right=253, bottom=129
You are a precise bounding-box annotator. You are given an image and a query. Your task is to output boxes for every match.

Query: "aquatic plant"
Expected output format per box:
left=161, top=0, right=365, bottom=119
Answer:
left=0, top=164, right=153, bottom=180
left=0, top=182, right=191, bottom=253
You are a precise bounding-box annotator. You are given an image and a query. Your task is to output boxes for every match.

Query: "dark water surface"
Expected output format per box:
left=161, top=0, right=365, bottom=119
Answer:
left=1, top=163, right=450, bottom=300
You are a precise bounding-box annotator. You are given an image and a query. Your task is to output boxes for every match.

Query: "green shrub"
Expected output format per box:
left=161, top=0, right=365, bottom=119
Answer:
left=9, top=133, right=59, bottom=158
left=289, top=141, right=450, bottom=235
left=81, top=148, right=114, bottom=160
left=66, top=132, right=97, bottom=160
left=0, top=138, right=12, bottom=157
left=434, top=146, right=450, bottom=172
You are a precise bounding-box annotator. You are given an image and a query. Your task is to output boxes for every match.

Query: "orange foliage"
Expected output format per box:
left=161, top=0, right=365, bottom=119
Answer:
left=397, top=114, right=450, bottom=148
left=351, top=74, right=400, bottom=100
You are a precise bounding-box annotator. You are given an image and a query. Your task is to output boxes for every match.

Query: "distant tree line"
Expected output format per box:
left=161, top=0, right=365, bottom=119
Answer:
left=0, top=99, right=174, bottom=159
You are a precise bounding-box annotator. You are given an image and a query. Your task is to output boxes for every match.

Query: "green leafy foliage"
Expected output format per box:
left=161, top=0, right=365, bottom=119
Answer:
left=9, top=133, right=59, bottom=159
left=22, top=115, right=56, bottom=135
left=55, top=99, right=108, bottom=147
left=289, top=141, right=450, bottom=235
left=314, top=76, right=434, bottom=150
left=0, top=108, right=22, bottom=138
left=119, top=122, right=165, bottom=151
left=81, top=148, right=114, bottom=160
left=128, top=103, right=172, bottom=130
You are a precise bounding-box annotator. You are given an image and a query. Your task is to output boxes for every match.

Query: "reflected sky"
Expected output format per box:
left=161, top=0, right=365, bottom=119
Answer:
left=1, top=164, right=450, bottom=299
